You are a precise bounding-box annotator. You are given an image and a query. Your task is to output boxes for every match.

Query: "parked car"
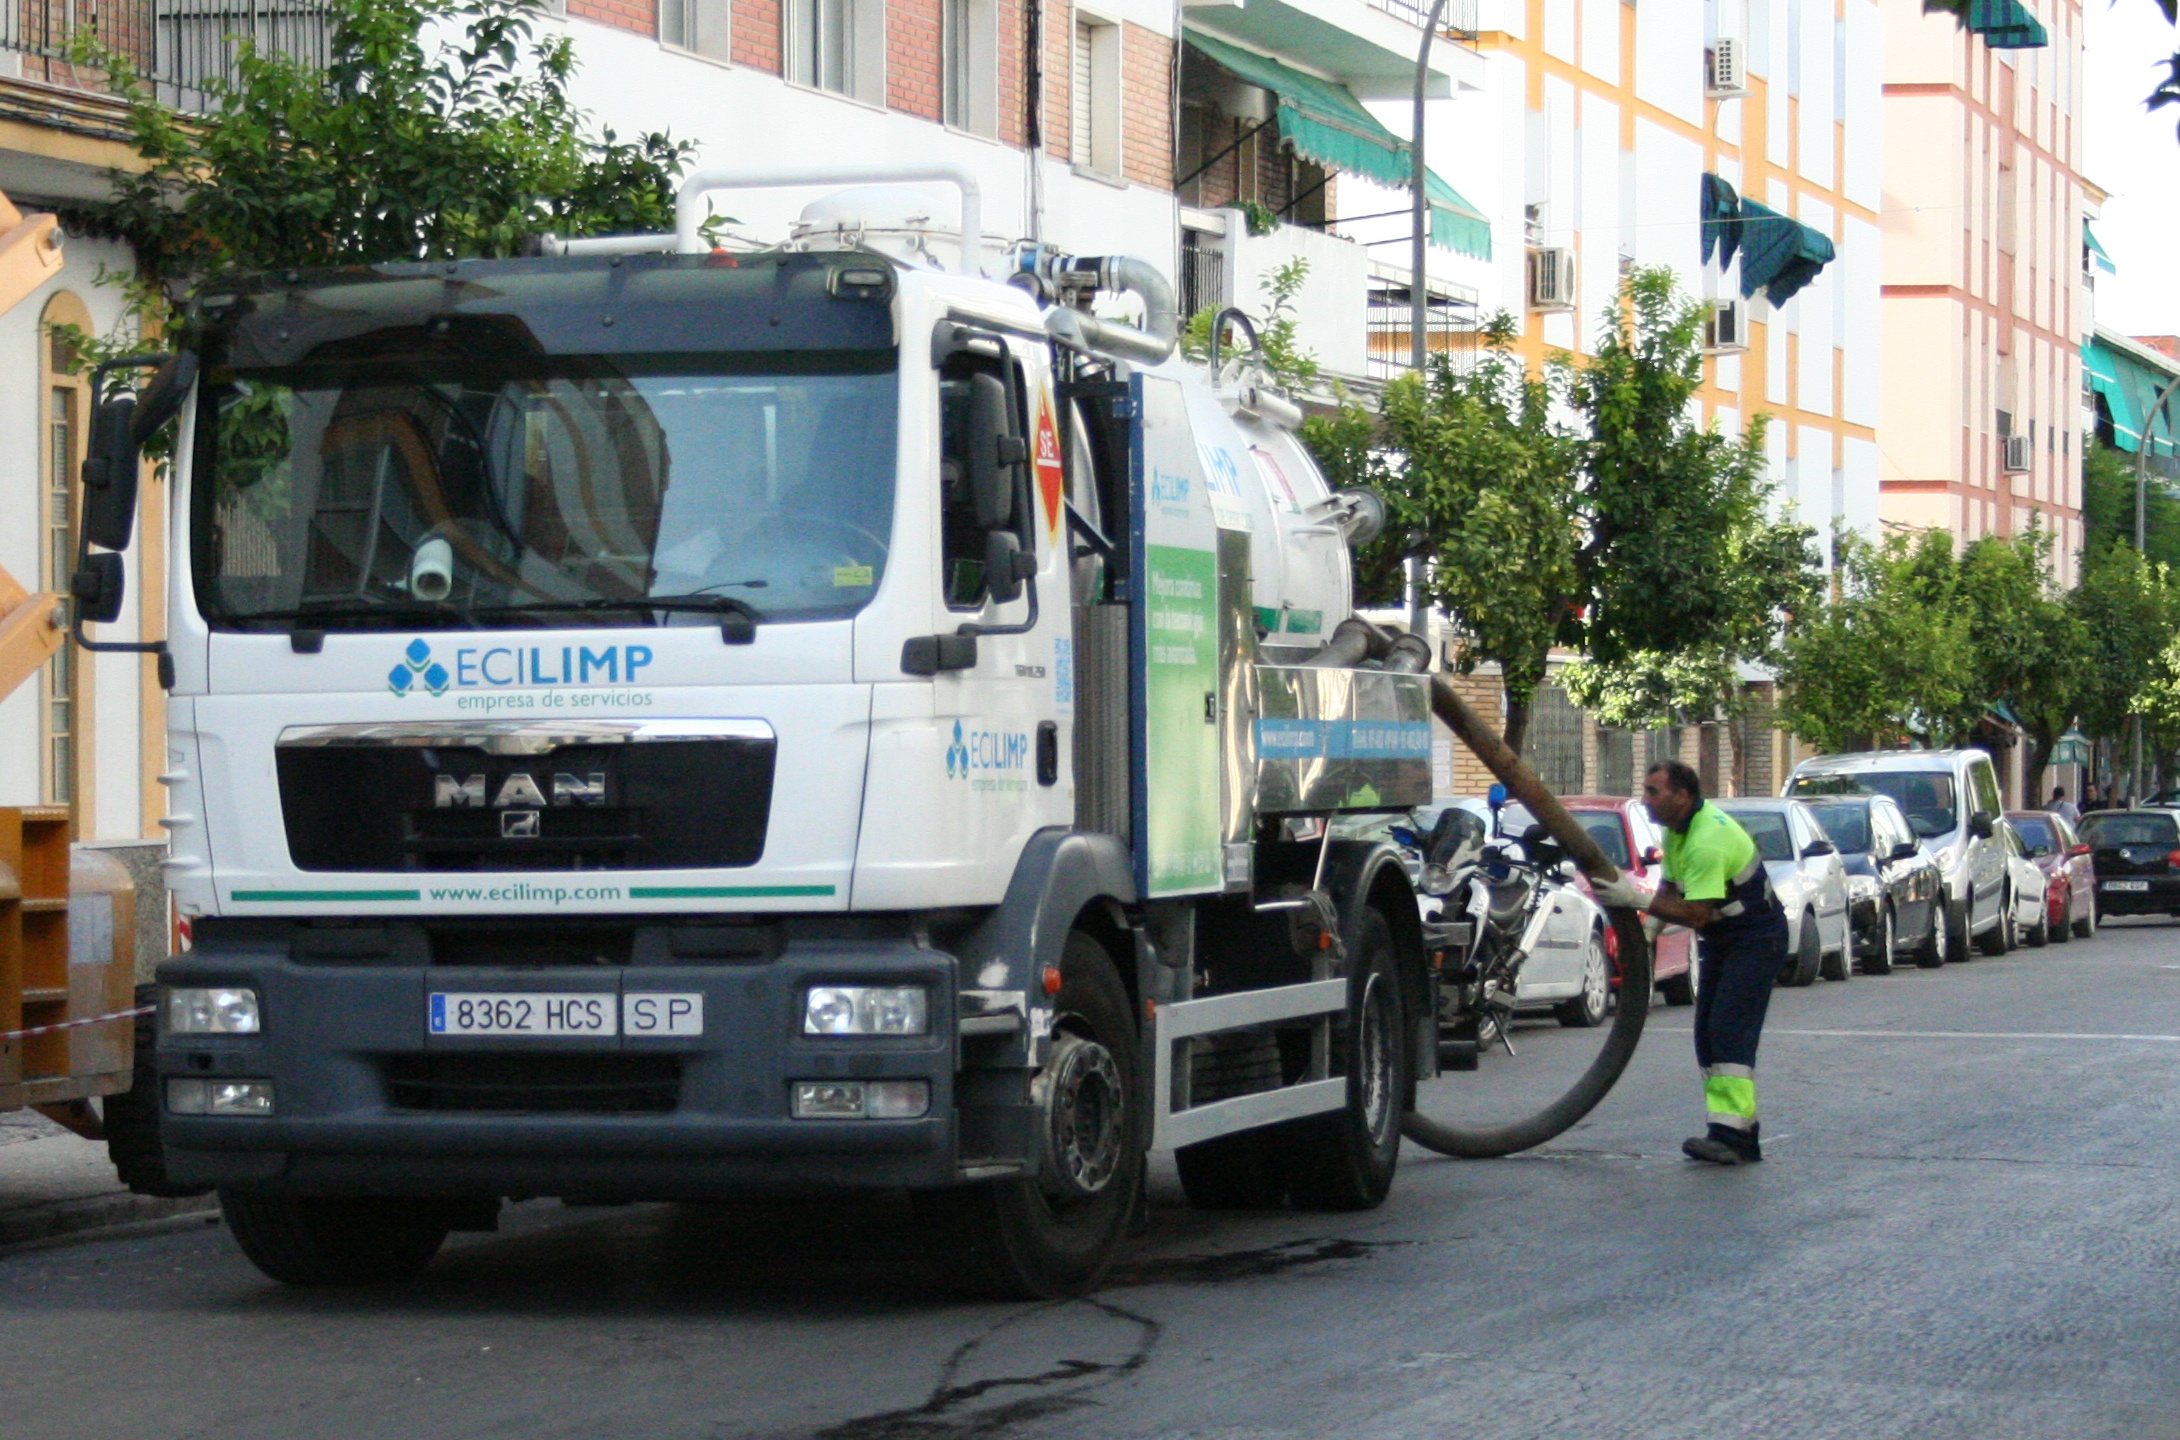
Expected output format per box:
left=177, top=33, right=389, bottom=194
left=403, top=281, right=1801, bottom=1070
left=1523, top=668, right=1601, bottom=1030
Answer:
left=2005, top=809, right=2096, bottom=942
left=1785, top=748, right=2011, bottom=963
left=1995, top=818, right=2049, bottom=948
left=1716, top=798, right=1852, bottom=987
left=1801, top=794, right=1946, bottom=972
left=2077, top=808, right=2180, bottom=920
left=1447, top=795, right=1698, bottom=1006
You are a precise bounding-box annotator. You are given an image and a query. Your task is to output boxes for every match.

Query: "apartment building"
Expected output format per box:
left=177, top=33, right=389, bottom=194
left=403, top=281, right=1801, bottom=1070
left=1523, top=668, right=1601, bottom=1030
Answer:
left=1879, top=0, right=2088, bottom=583
left=555, top=0, right=1181, bottom=268
left=0, top=22, right=185, bottom=849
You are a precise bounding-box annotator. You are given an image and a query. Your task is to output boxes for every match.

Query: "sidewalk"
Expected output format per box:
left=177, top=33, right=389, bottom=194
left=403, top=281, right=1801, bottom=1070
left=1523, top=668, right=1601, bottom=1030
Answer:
left=0, top=1108, right=216, bottom=1248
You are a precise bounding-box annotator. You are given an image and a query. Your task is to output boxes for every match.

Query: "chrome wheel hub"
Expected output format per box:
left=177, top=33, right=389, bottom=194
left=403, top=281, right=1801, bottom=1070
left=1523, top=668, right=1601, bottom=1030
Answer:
left=1039, top=1032, right=1125, bottom=1200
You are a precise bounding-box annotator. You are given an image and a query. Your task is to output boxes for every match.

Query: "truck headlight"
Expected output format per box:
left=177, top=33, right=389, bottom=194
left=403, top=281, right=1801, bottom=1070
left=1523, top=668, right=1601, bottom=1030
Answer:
left=167, top=1079, right=274, bottom=1115
left=803, top=985, right=929, bottom=1036
left=166, top=986, right=261, bottom=1035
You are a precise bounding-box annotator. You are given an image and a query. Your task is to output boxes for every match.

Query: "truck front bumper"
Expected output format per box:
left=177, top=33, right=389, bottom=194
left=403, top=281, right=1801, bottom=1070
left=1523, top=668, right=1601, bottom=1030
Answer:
left=156, top=928, right=975, bottom=1197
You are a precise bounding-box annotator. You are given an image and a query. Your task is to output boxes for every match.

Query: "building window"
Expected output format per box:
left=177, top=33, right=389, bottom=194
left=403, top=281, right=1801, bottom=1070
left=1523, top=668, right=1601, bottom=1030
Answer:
left=1071, top=15, right=1121, bottom=178
left=786, top=0, right=886, bottom=104
left=38, top=294, right=91, bottom=821
left=943, top=0, right=998, bottom=136
left=662, top=0, right=732, bottom=61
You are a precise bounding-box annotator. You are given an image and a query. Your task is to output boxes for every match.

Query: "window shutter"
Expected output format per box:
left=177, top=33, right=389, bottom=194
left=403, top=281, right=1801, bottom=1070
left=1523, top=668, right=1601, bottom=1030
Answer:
left=1072, top=20, right=1094, bottom=164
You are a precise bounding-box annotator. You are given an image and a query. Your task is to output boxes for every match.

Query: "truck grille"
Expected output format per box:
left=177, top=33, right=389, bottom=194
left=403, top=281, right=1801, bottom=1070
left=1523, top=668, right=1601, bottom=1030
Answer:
left=275, top=729, right=774, bottom=872
left=383, top=1054, right=682, bottom=1114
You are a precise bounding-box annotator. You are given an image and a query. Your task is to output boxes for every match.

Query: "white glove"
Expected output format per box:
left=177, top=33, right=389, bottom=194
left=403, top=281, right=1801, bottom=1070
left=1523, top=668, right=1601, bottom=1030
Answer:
left=1588, top=872, right=1649, bottom=912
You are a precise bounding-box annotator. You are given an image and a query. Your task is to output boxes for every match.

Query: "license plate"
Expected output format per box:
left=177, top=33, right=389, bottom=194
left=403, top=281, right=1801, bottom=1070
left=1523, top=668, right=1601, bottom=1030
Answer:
left=428, top=992, right=704, bottom=1037
left=2104, top=880, right=2150, bottom=893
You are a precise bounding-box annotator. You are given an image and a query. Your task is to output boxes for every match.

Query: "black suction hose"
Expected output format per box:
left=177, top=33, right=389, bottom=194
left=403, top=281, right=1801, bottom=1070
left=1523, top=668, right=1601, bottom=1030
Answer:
left=1401, top=671, right=1654, bottom=1159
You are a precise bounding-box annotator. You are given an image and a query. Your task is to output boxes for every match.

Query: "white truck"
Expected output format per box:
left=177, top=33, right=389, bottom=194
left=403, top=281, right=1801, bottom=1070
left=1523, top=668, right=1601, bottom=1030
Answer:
left=79, top=166, right=1445, bottom=1296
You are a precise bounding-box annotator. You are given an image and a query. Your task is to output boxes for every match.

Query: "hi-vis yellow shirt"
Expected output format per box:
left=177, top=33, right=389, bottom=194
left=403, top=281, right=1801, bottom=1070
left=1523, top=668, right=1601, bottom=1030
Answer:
left=1662, top=802, right=1759, bottom=903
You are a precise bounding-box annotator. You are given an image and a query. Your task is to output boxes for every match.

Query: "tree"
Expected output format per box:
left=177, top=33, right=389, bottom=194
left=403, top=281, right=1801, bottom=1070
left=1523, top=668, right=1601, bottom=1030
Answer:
left=1775, top=528, right=1980, bottom=752
left=1955, top=527, right=2087, bottom=794
left=1376, top=315, right=1586, bottom=752
left=63, top=0, right=686, bottom=325
left=2074, top=542, right=2179, bottom=753
left=1375, top=270, right=1819, bottom=753
left=2081, top=438, right=2180, bottom=564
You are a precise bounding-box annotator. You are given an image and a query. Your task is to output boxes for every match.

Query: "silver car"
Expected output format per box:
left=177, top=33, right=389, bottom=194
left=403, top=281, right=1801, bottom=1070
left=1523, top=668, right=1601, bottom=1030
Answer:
left=1716, top=799, right=1853, bottom=987
left=1784, top=748, right=2011, bottom=964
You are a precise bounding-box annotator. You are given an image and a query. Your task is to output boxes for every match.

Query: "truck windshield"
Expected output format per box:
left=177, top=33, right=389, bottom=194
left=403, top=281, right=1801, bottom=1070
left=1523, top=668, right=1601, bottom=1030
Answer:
left=191, top=354, right=899, bottom=630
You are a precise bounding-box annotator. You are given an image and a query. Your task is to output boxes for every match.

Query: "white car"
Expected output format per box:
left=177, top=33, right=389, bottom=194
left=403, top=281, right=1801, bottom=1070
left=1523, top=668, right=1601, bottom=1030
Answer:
left=1998, top=818, right=2052, bottom=948
left=1716, top=799, right=1853, bottom=986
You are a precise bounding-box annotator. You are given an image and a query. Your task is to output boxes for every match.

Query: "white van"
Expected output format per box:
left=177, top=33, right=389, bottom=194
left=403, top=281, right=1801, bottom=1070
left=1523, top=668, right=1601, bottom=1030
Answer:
left=1783, top=749, right=2011, bottom=964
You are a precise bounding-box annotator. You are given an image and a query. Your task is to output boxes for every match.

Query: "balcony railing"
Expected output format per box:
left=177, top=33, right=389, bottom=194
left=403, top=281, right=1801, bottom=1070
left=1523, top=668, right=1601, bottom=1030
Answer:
left=2, top=0, right=328, bottom=111
left=1364, top=0, right=1480, bottom=39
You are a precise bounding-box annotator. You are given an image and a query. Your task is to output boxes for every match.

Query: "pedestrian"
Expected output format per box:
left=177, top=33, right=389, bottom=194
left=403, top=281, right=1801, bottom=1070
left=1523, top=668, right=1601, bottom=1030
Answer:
left=2049, top=787, right=2080, bottom=826
left=1591, top=760, right=1789, bottom=1165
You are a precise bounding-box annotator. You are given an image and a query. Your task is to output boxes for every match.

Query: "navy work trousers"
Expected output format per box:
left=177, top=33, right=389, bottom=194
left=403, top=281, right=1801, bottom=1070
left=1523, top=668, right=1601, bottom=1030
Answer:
left=1692, top=910, right=1789, bottom=1134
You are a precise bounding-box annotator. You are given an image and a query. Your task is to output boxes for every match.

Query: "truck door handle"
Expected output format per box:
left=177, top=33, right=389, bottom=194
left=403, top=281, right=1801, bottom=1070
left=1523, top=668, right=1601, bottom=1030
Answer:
left=1036, top=721, right=1059, bottom=786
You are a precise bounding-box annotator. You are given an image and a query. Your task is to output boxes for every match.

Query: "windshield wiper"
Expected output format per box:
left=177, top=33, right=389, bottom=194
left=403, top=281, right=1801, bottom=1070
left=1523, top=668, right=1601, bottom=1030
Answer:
left=222, top=599, right=485, bottom=632
left=467, top=593, right=766, bottom=644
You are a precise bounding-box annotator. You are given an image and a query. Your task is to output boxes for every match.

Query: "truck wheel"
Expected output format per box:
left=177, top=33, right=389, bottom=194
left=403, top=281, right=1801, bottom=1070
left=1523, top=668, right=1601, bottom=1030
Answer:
left=1274, top=909, right=1405, bottom=1212
left=219, top=1192, right=451, bottom=1286
left=915, top=932, right=1141, bottom=1298
left=103, top=985, right=212, bottom=1199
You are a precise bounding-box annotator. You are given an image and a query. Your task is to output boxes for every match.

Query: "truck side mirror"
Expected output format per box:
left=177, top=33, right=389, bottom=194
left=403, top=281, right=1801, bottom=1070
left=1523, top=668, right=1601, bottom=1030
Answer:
left=1969, top=811, right=1995, bottom=840
left=966, top=372, right=1021, bottom=530
left=81, top=393, right=141, bottom=551
left=983, top=529, right=1036, bottom=604
left=71, top=551, right=125, bottom=624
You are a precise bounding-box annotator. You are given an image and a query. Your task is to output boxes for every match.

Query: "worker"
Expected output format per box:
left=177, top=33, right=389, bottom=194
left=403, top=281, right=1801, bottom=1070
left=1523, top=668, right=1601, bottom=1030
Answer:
left=1591, top=760, right=1788, bottom=1165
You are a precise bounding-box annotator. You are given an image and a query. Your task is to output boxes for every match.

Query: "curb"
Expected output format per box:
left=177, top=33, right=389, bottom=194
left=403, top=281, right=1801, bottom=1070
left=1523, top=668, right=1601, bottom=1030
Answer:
left=0, top=1191, right=220, bottom=1251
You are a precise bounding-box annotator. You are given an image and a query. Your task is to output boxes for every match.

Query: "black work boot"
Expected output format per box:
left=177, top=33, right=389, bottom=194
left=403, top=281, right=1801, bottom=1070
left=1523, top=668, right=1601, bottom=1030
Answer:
left=1682, top=1123, right=1762, bottom=1166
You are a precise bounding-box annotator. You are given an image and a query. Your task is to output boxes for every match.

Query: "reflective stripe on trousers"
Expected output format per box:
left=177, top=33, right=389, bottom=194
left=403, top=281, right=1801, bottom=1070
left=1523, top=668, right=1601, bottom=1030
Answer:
left=1704, top=1063, right=1757, bottom=1131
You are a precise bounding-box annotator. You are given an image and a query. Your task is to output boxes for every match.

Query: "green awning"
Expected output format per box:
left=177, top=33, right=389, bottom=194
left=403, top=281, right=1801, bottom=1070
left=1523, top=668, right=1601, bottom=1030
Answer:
left=2085, top=220, right=2116, bottom=275
left=2085, top=337, right=2180, bottom=455
left=1184, top=29, right=1492, bottom=261
left=1735, top=199, right=1836, bottom=305
left=1967, top=0, right=2048, bottom=49
left=1424, top=171, right=1492, bottom=262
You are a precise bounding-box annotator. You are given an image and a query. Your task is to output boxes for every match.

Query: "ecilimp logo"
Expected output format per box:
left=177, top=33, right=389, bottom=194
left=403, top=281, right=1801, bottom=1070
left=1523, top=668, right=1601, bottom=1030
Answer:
left=388, top=638, right=451, bottom=698
left=946, top=720, right=970, bottom=779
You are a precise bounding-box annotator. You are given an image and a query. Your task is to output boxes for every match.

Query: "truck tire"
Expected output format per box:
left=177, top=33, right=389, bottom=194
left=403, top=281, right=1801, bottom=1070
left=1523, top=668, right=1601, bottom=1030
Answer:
left=220, top=1192, right=451, bottom=1286
left=1273, top=908, right=1405, bottom=1212
left=103, top=985, right=211, bottom=1199
left=915, top=931, right=1142, bottom=1298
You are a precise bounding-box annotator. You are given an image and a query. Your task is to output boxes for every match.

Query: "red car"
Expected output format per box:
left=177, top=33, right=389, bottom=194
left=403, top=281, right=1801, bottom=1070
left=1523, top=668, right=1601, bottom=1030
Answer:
left=1557, top=796, right=1699, bottom=1005
left=2005, top=810, right=2098, bottom=941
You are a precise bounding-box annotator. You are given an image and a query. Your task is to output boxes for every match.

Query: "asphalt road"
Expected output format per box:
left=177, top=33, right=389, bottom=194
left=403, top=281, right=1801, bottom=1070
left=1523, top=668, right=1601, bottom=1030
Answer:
left=8, top=919, right=2180, bottom=1440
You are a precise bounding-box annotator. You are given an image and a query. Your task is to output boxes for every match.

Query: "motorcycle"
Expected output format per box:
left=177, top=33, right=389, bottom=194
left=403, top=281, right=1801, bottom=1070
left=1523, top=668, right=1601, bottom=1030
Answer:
left=1397, top=787, right=1585, bottom=1070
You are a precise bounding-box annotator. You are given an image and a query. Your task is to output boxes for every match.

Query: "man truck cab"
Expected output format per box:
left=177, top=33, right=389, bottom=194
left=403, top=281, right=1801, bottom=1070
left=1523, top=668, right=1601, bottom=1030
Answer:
left=79, top=166, right=1437, bottom=1296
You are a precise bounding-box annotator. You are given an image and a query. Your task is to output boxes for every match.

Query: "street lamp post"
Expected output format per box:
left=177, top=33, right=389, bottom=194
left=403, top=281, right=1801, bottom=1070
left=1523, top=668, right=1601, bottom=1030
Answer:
left=1410, top=0, right=1448, bottom=375
left=1406, top=0, right=1449, bottom=642
left=2130, top=372, right=2180, bottom=806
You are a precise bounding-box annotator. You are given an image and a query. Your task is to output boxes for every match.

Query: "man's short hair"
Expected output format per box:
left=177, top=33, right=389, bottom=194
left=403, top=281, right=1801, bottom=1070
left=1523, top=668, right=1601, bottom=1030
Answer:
left=1646, top=759, right=1703, bottom=803
left=2052, top=786, right=2067, bottom=800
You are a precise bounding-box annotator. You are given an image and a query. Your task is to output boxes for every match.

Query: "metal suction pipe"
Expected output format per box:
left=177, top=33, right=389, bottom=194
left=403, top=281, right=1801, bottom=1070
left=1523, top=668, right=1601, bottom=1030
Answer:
left=1041, top=254, right=1177, bottom=365
left=671, top=164, right=985, bottom=274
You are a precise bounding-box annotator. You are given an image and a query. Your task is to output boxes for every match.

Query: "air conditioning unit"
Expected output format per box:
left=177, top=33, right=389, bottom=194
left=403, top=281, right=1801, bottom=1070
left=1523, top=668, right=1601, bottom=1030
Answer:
left=1707, top=38, right=1747, bottom=97
left=1703, top=297, right=1748, bottom=353
left=1527, top=247, right=1577, bottom=311
left=2003, top=434, right=2034, bottom=473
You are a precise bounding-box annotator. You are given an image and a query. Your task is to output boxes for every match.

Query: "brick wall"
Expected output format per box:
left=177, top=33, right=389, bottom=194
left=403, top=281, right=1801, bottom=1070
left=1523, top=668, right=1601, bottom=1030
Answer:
left=735, top=0, right=782, bottom=72
left=888, top=0, right=942, bottom=119
left=998, top=0, right=1025, bottom=145
left=571, top=0, right=655, bottom=39
left=1120, top=22, right=1171, bottom=190
left=1043, top=1, right=1072, bottom=165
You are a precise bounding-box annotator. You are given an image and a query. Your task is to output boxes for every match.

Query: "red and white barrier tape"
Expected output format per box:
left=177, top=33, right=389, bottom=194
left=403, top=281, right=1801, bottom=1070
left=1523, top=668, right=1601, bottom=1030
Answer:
left=0, top=1004, right=152, bottom=1043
